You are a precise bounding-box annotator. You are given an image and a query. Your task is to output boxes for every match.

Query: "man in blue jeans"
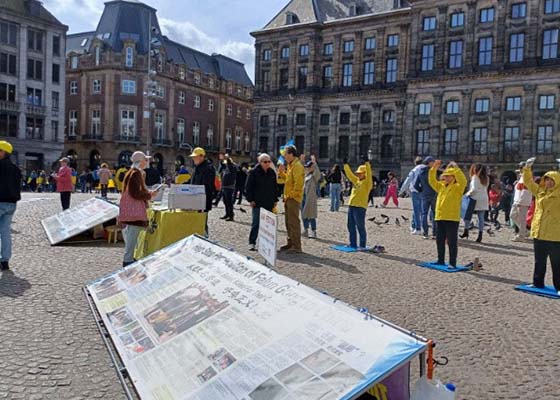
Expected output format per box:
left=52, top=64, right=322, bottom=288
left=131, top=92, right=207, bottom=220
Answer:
left=414, top=156, right=437, bottom=239
left=244, top=153, right=279, bottom=251
left=400, top=157, right=424, bottom=234
left=0, top=141, right=21, bottom=271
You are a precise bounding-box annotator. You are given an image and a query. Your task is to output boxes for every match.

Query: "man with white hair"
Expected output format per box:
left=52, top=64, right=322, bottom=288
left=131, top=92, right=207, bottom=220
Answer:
left=244, top=153, right=279, bottom=251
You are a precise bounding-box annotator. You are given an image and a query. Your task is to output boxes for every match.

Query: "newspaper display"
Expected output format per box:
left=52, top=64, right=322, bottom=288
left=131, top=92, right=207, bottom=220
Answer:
left=258, top=208, right=277, bottom=267
left=41, top=198, right=119, bottom=245
left=87, top=236, right=426, bottom=400
left=152, top=188, right=170, bottom=211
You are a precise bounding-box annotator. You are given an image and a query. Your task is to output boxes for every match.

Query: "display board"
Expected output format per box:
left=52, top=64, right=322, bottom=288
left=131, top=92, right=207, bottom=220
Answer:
left=41, top=198, right=120, bottom=245
left=86, top=236, right=427, bottom=400
left=258, top=208, right=277, bottom=267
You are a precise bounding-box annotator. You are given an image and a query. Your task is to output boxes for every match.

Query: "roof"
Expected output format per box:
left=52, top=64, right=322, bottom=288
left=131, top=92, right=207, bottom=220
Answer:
left=261, top=0, right=409, bottom=31
left=67, top=0, right=252, bottom=87
left=0, top=0, right=67, bottom=28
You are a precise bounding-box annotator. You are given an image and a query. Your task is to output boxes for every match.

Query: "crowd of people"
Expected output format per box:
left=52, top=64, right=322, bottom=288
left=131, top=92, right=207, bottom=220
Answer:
left=1, top=137, right=559, bottom=296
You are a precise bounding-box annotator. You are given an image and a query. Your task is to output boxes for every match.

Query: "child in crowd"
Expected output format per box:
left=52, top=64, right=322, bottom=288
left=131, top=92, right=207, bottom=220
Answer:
left=428, top=160, right=467, bottom=268
left=382, top=172, right=399, bottom=208
left=488, top=183, right=503, bottom=223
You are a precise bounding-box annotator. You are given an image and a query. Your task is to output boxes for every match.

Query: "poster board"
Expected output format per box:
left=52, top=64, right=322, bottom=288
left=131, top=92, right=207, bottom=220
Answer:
left=86, top=235, right=427, bottom=400
left=41, top=197, right=119, bottom=245
left=258, top=208, right=277, bottom=267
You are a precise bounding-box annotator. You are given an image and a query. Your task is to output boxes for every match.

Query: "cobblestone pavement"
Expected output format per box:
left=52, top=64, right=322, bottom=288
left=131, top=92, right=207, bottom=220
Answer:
left=1, top=192, right=559, bottom=399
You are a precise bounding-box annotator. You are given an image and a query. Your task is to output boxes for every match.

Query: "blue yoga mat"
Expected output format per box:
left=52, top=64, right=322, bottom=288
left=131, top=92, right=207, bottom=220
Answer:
left=416, top=261, right=471, bottom=273
left=331, top=245, right=375, bottom=253
left=515, top=284, right=560, bottom=299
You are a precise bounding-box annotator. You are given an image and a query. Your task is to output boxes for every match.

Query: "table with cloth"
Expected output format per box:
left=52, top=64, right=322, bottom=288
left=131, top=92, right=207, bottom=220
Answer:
left=134, top=208, right=206, bottom=259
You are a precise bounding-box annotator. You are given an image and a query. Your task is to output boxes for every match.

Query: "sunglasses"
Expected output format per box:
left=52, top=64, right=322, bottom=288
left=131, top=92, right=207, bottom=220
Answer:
left=261, top=160, right=271, bottom=164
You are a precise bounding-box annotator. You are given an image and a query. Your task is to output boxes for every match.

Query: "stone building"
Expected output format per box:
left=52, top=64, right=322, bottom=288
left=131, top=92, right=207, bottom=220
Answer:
left=0, top=0, right=67, bottom=172
left=252, top=0, right=560, bottom=178
left=64, top=0, right=253, bottom=174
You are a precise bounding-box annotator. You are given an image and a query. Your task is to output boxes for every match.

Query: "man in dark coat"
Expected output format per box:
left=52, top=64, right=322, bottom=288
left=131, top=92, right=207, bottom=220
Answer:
left=190, top=147, right=216, bottom=213
left=244, top=153, right=279, bottom=251
left=0, top=141, right=21, bottom=271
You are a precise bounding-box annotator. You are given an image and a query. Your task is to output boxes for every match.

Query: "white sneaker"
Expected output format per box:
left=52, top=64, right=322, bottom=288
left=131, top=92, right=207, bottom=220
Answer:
left=311, top=230, right=317, bottom=239
left=302, top=229, right=309, bottom=238
left=249, top=244, right=257, bottom=251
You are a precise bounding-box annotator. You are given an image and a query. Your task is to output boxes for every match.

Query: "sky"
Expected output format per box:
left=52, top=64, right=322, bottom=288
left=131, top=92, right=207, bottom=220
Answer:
left=43, top=0, right=289, bottom=82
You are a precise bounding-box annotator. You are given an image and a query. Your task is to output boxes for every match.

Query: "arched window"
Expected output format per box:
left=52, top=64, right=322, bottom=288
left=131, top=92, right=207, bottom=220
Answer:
left=244, top=134, right=250, bottom=152
left=118, top=150, right=132, bottom=167
left=225, top=129, right=232, bottom=150
left=193, top=122, right=200, bottom=145
left=207, top=125, right=214, bottom=147
left=235, top=129, right=242, bottom=152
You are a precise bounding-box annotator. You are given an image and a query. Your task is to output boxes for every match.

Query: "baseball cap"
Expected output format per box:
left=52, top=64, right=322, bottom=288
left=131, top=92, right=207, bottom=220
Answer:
left=355, top=165, right=367, bottom=174
left=0, top=140, right=13, bottom=153
left=131, top=151, right=152, bottom=163
left=190, top=147, right=206, bottom=157
left=423, top=156, right=435, bottom=164
left=59, top=157, right=70, bottom=163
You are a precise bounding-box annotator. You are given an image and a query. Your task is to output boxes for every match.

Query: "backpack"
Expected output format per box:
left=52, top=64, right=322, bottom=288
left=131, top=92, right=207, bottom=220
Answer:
left=118, top=170, right=126, bottom=182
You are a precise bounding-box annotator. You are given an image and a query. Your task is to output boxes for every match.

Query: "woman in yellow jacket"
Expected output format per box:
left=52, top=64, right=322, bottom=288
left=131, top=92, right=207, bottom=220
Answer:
left=429, top=160, right=467, bottom=268
left=343, top=158, right=372, bottom=249
left=522, top=167, right=560, bottom=293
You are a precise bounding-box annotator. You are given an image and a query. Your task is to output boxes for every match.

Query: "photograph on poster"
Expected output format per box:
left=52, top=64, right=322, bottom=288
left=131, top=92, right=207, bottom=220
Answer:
left=293, top=377, right=337, bottom=400
left=93, top=277, right=123, bottom=301
left=249, top=377, right=289, bottom=400
left=197, top=366, right=218, bottom=384
left=301, top=349, right=340, bottom=375
left=209, top=348, right=237, bottom=371
left=275, top=363, right=314, bottom=391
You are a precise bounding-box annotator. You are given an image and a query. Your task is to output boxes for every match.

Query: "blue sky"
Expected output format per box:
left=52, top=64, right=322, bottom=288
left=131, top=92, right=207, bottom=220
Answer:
left=43, top=0, right=289, bottom=82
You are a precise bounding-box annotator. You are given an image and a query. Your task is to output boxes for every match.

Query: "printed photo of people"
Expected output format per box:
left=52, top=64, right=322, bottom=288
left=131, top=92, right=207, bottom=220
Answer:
left=275, top=363, right=314, bottom=391
left=293, top=377, right=337, bottom=400
left=249, top=377, right=289, bottom=400
left=300, top=349, right=340, bottom=375
left=319, top=362, right=365, bottom=394
left=107, top=307, right=135, bottom=329
left=197, top=366, right=217, bottom=384
left=208, top=348, right=237, bottom=371
left=92, top=276, right=123, bottom=300
left=118, top=265, right=148, bottom=288
left=143, top=283, right=229, bottom=344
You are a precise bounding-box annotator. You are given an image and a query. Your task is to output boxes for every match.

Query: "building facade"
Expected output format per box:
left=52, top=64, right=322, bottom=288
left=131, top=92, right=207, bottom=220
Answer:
left=64, top=0, right=254, bottom=174
left=0, top=0, right=67, bottom=172
left=252, top=0, right=560, bottom=178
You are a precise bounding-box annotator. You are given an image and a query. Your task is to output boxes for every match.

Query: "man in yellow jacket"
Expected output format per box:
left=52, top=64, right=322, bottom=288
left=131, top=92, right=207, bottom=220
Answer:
left=429, top=160, right=467, bottom=268
left=522, top=167, right=560, bottom=293
left=343, top=158, right=373, bottom=248
left=277, top=145, right=305, bottom=253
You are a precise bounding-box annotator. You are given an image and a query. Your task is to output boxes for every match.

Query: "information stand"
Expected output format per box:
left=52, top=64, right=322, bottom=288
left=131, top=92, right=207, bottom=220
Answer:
left=257, top=208, right=277, bottom=267
left=85, top=235, right=428, bottom=400
left=41, top=197, right=119, bottom=245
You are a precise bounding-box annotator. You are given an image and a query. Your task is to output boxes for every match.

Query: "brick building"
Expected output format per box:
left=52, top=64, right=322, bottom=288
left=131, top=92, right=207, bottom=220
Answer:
left=252, top=0, right=560, bottom=178
left=0, top=0, right=67, bottom=172
left=64, top=0, right=254, bottom=174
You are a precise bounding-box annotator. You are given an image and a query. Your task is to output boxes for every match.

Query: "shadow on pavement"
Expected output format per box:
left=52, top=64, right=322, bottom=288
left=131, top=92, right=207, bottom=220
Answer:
left=373, top=253, right=421, bottom=265
left=459, top=240, right=530, bottom=257
left=277, top=251, right=362, bottom=274
left=466, top=271, right=526, bottom=287
left=0, top=271, right=32, bottom=298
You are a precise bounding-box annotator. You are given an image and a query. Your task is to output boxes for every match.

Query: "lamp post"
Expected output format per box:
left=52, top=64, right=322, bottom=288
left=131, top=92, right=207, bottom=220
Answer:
left=144, top=13, right=162, bottom=157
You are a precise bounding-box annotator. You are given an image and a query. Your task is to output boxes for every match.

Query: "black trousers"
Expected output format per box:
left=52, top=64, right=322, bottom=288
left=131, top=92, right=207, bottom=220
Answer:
left=533, top=239, right=560, bottom=290
left=60, top=192, right=71, bottom=210
left=436, top=220, right=459, bottom=266
left=100, top=184, right=108, bottom=198
left=223, top=188, right=235, bottom=218
left=235, top=187, right=244, bottom=204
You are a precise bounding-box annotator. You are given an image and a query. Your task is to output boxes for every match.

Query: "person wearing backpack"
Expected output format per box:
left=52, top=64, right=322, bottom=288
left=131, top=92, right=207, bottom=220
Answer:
left=115, top=164, right=129, bottom=192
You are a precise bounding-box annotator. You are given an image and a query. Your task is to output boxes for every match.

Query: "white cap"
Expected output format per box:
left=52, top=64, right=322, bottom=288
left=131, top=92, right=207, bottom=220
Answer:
left=131, top=151, right=152, bottom=163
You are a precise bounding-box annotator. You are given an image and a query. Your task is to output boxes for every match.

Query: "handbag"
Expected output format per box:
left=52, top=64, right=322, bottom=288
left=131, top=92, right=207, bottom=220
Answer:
left=118, top=190, right=148, bottom=223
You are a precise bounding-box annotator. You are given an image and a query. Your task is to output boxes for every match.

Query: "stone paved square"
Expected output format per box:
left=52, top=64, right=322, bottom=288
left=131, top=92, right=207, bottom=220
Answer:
left=1, top=193, right=559, bottom=399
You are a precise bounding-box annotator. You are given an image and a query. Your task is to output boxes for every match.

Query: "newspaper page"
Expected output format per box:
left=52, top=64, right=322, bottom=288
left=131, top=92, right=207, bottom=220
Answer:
left=87, top=236, right=426, bottom=400
left=41, top=198, right=119, bottom=245
left=257, top=208, right=277, bottom=267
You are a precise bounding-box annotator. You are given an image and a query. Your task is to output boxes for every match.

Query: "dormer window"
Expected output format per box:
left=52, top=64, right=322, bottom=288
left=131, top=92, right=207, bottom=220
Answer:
left=94, top=46, right=101, bottom=66
left=286, top=12, right=299, bottom=25
left=125, top=46, right=134, bottom=68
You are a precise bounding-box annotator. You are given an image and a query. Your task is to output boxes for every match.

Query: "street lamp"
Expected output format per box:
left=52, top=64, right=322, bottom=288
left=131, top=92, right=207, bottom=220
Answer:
left=367, top=149, right=373, bottom=161
left=145, top=15, right=162, bottom=157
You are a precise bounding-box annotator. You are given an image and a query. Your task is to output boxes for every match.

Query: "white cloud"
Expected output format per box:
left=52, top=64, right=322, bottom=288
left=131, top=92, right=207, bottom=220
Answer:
left=159, top=18, right=255, bottom=83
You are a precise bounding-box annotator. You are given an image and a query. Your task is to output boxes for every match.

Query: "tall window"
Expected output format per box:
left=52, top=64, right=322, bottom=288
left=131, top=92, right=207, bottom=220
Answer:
left=320, top=114, right=330, bottom=125
left=319, top=137, right=329, bottom=159
left=363, top=61, right=375, bottom=85
left=423, top=16, right=436, bottom=31
left=120, top=109, right=135, bottom=137
left=449, top=40, right=463, bottom=68
left=209, top=99, right=215, bottom=111
left=504, top=127, right=520, bottom=152
left=26, top=117, right=43, bottom=140
left=194, top=95, right=200, bottom=108
left=359, top=135, right=371, bottom=157
left=0, top=52, right=17, bottom=75
left=360, top=111, right=372, bottom=124
left=386, top=58, right=397, bottom=83
left=0, top=22, right=17, bottom=46
left=125, top=47, right=134, bottom=67
left=539, top=95, right=555, bottom=110
left=338, top=136, right=349, bottom=159
left=422, top=44, right=434, bottom=71
left=70, top=81, right=78, bottom=95
left=226, top=129, right=232, bottom=149
left=479, top=7, right=495, bottom=23
left=545, top=0, right=560, bottom=14
left=543, top=29, right=559, bottom=59
left=262, top=70, right=271, bottom=91
left=259, top=115, right=269, bottom=127
left=279, top=68, right=289, bottom=89
left=281, top=46, right=290, bottom=59
left=52, top=91, right=59, bottom=110
left=154, top=112, right=165, bottom=139
left=418, top=102, right=432, bottom=115
left=510, top=33, right=525, bottom=62
left=364, top=37, right=376, bottom=50
left=92, top=79, right=101, bottom=94
left=244, top=134, right=250, bottom=152
left=323, top=43, right=333, bottom=56
left=298, top=66, right=308, bottom=89
left=472, top=127, right=488, bottom=154
left=296, top=113, right=306, bottom=126
left=193, top=122, right=200, bottom=145
left=323, top=65, right=333, bottom=87
left=0, top=114, right=18, bottom=137
left=70, top=56, right=78, bottom=69
left=416, top=130, right=430, bottom=155
left=277, top=114, right=287, bottom=127
left=0, top=83, right=15, bottom=102
left=122, top=79, right=136, bottom=94
left=343, top=40, right=355, bottom=53
left=91, top=109, right=101, bottom=136
left=339, top=112, right=350, bottom=125
left=475, top=98, right=490, bottom=113
left=27, top=59, right=43, bottom=80
left=52, top=120, right=59, bottom=141
left=95, top=46, right=101, bottom=66
left=262, top=49, right=271, bottom=61
left=512, top=3, right=527, bottom=18
left=537, top=126, right=553, bottom=154
left=26, top=88, right=42, bottom=105
left=450, top=12, right=465, bottom=27
left=478, top=37, right=493, bottom=66
left=444, top=128, right=458, bottom=155
left=506, top=96, right=522, bottom=111
left=342, top=63, right=353, bottom=87
left=178, top=91, right=185, bottom=104
left=383, top=110, right=395, bottom=123
left=237, top=107, right=242, bottom=118
left=177, top=118, right=185, bottom=143
left=28, top=29, right=43, bottom=52
left=68, top=110, right=78, bottom=136
left=52, top=63, right=60, bottom=84
left=207, top=125, right=214, bottom=147
left=381, top=135, right=394, bottom=157
left=195, top=73, right=201, bottom=85
left=299, top=44, right=309, bottom=57
left=52, top=35, right=60, bottom=56
left=387, top=34, right=399, bottom=47
left=235, top=129, right=242, bottom=151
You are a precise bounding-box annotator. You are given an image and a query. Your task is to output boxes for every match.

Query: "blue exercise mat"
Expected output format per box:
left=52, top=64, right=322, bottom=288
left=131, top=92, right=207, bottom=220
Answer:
left=331, top=245, right=375, bottom=253
left=416, top=261, right=471, bottom=273
left=515, top=284, right=560, bottom=299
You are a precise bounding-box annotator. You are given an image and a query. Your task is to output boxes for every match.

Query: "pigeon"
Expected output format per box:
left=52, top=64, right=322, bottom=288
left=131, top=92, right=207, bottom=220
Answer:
left=238, top=208, right=247, bottom=213
left=374, top=220, right=384, bottom=227
left=401, top=215, right=409, bottom=222
left=368, top=217, right=376, bottom=222
left=395, top=217, right=400, bottom=226
left=487, top=228, right=495, bottom=237
left=380, top=214, right=389, bottom=219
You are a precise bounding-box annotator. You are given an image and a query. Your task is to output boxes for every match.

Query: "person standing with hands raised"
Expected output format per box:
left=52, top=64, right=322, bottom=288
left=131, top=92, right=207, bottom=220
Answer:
left=343, top=156, right=373, bottom=249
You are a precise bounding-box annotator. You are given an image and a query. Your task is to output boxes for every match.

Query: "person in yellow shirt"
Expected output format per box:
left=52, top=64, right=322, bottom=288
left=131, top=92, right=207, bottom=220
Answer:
left=115, top=165, right=129, bottom=192
left=343, top=158, right=373, bottom=249
left=522, top=166, right=560, bottom=293
left=277, top=145, right=305, bottom=253
left=428, top=160, right=467, bottom=268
